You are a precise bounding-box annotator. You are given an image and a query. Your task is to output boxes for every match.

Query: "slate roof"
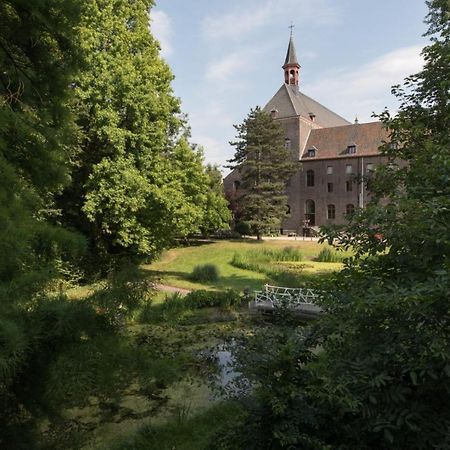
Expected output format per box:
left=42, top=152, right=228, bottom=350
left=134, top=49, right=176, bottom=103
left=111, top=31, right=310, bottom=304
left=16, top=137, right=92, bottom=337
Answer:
left=284, top=36, right=299, bottom=67
left=264, top=84, right=351, bottom=127
left=301, top=121, right=389, bottom=160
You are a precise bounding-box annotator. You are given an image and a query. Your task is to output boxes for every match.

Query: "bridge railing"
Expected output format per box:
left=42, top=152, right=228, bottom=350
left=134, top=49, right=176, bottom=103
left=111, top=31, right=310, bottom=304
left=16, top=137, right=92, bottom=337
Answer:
left=254, top=284, right=321, bottom=308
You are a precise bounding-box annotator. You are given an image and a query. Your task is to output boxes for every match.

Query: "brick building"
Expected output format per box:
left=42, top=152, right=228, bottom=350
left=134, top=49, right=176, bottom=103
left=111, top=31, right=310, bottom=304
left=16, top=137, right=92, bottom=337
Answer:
left=224, top=34, right=390, bottom=234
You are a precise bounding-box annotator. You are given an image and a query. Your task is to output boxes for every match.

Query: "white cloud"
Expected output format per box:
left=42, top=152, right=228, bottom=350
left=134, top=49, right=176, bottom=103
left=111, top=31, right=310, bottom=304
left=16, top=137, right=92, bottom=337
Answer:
left=206, top=49, right=262, bottom=83
left=202, top=3, right=272, bottom=42
left=202, top=0, right=340, bottom=41
left=150, top=10, right=173, bottom=57
left=206, top=53, right=246, bottom=82
left=303, top=45, right=424, bottom=121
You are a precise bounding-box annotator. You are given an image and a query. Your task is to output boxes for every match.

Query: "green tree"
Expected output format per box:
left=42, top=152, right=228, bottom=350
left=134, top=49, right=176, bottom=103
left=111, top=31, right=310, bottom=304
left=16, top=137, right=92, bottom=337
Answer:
left=200, top=164, right=232, bottom=236
left=228, top=107, right=297, bottom=240
left=0, top=1, right=93, bottom=445
left=220, top=2, right=450, bottom=449
left=60, top=0, right=208, bottom=263
left=0, top=0, right=82, bottom=283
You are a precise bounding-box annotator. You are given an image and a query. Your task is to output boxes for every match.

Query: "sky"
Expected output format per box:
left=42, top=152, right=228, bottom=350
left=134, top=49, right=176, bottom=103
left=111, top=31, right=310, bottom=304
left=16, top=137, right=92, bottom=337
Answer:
left=151, top=0, right=429, bottom=173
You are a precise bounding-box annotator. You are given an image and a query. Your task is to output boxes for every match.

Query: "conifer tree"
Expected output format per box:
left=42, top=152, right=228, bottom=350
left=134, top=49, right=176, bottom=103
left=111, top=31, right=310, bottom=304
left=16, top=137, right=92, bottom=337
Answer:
left=0, top=0, right=82, bottom=282
left=228, top=107, right=297, bottom=239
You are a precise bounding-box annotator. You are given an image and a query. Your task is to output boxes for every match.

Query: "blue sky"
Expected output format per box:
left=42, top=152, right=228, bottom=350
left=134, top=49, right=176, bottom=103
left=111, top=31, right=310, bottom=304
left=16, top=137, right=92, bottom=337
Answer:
left=151, top=0, right=428, bottom=172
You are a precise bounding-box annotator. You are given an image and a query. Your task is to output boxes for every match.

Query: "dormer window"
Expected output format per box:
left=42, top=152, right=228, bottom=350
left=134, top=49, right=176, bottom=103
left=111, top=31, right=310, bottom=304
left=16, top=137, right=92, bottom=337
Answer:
left=306, top=148, right=316, bottom=157
left=347, top=144, right=357, bottom=154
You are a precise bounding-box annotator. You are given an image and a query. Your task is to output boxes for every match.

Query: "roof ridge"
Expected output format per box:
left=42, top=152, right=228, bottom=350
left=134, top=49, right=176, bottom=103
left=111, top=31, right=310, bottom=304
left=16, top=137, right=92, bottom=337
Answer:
left=309, top=120, right=383, bottom=132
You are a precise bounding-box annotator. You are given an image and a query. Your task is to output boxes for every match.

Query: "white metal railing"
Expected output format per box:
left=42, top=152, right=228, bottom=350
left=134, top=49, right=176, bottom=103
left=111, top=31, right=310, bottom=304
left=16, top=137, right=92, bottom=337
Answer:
left=254, top=284, right=321, bottom=309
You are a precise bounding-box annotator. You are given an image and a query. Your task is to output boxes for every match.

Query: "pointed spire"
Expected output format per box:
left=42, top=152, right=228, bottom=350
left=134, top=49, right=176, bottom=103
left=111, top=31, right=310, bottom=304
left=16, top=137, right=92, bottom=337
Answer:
left=283, top=35, right=299, bottom=67
left=282, top=29, right=300, bottom=87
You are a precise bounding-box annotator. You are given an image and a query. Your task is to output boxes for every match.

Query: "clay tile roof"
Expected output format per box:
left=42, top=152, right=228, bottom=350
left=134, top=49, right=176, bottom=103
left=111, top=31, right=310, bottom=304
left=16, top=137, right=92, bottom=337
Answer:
left=302, top=121, right=389, bottom=160
left=264, top=84, right=350, bottom=127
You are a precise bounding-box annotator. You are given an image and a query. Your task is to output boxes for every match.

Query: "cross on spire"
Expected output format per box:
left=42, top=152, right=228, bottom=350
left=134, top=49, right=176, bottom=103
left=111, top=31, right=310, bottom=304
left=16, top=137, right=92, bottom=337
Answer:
left=289, top=22, right=295, bottom=37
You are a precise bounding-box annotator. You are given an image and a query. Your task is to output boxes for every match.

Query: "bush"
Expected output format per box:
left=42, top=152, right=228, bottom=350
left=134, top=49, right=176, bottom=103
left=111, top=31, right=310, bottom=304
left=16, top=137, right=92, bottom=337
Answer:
left=234, top=221, right=252, bottom=236
left=185, top=289, right=242, bottom=309
left=316, top=247, right=345, bottom=263
left=189, top=264, right=220, bottom=282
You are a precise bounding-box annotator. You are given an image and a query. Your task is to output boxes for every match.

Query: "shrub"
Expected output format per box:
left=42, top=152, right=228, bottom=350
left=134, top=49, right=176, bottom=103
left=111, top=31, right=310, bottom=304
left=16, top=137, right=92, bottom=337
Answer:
left=189, top=264, right=220, bottom=282
left=185, top=289, right=242, bottom=309
left=316, top=247, right=345, bottom=263
left=234, top=221, right=252, bottom=236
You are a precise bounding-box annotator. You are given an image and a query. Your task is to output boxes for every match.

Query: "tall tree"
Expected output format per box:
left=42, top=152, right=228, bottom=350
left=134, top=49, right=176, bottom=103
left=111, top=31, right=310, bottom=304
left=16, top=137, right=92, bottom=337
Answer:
left=0, top=0, right=82, bottom=283
left=0, top=1, right=91, bottom=445
left=228, top=107, right=297, bottom=239
left=60, top=0, right=209, bottom=263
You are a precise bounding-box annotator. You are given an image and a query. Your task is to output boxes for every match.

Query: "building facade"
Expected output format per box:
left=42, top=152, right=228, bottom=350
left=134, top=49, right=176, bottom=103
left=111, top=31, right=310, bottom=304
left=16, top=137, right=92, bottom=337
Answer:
left=224, top=35, right=390, bottom=234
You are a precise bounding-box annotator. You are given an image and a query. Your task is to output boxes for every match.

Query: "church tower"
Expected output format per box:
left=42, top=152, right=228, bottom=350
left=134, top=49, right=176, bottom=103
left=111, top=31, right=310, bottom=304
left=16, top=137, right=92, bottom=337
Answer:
left=283, top=32, right=300, bottom=87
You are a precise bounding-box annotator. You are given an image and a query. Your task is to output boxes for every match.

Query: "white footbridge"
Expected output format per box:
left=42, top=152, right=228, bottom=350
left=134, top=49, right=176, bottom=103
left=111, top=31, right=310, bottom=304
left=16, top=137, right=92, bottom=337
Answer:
left=250, top=284, right=322, bottom=319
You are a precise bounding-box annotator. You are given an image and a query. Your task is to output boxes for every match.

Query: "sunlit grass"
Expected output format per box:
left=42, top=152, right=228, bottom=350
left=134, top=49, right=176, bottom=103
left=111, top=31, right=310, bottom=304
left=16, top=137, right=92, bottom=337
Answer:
left=144, top=239, right=346, bottom=291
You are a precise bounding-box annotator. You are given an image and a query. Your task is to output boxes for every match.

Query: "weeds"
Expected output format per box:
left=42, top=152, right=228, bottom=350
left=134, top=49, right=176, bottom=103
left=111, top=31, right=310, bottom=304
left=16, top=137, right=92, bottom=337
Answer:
left=316, top=247, right=345, bottom=263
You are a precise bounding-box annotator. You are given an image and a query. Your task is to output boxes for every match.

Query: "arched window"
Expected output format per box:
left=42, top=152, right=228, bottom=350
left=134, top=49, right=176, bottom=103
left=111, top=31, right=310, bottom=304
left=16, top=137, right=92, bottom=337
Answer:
left=327, top=204, right=336, bottom=219
left=305, top=200, right=315, bottom=226
left=306, top=170, right=315, bottom=187
left=233, top=180, right=241, bottom=191
left=285, top=138, right=291, bottom=150
left=286, top=204, right=291, bottom=215
left=346, top=204, right=355, bottom=216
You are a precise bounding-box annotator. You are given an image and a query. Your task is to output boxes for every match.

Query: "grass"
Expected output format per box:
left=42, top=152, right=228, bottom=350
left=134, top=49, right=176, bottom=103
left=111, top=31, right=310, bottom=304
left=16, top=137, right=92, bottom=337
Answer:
left=143, top=239, right=344, bottom=292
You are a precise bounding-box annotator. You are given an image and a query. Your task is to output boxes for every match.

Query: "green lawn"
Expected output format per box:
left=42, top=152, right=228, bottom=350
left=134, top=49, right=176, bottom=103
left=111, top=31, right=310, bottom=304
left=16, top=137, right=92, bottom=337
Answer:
left=143, top=239, right=345, bottom=292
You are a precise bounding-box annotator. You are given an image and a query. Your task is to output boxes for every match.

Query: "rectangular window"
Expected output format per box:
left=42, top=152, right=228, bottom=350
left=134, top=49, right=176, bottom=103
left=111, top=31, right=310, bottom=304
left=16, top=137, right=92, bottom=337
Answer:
left=327, top=182, right=333, bottom=193
left=366, top=163, right=375, bottom=172
left=306, top=170, right=315, bottom=187
left=346, top=164, right=353, bottom=174
left=327, top=166, right=333, bottom=175
left=327, top=204, right=336, bottom=219
left=346, top=180, right=353, bottom=192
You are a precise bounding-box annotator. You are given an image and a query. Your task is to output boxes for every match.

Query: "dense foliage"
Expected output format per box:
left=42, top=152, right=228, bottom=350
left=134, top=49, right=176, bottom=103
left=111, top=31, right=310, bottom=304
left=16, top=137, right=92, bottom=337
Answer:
left=228, top=107, right=297, bottom=239
left=58, top=0, right=223, bottom=264
left=0, top=0, right=231, bottom=446
left=200, top=164, right=232, bottom=236
left=219, top=1, right=450, bottom=448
